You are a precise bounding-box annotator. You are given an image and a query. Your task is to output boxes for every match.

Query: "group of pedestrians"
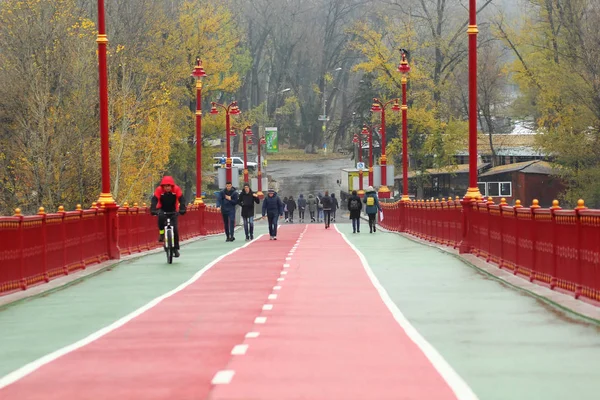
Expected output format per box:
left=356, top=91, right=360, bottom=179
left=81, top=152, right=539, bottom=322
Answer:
left=346, top=186, right=382, bottom=234
left=282, top=192, right=340, bottom=224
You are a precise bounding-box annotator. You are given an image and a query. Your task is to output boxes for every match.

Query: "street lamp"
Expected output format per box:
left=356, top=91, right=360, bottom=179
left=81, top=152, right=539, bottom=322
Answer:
left=241, top=126, right=253, bottom=184
left=210, top=101, right=240, bottom=183
left=321, top=67, right=342, bottom=152
left=361, top=124, right=378, bottom=190
left=96, top=0, right=118, bottom=259
left=465, top=0, right=481, bottom=201
left=257, top=136, right=267, bottom=198
left=371, top=98, right=400, bottom=198
left=397, top=51, right=410, bottom=202
left=191, top=58, right=207, bottom=205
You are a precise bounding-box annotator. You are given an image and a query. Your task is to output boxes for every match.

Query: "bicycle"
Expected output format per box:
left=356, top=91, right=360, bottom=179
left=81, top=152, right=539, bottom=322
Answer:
left=162, top=211, right=179, bottom=264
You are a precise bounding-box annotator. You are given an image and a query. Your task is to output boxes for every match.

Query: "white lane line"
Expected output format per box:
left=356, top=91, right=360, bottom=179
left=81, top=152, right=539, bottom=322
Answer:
left=277, top=278, right=285, bottom=282
left=262, top=304, right=273, bottom=311
left=245, top=332, right=260, bottom=338
left=273, top=286, right=282, bottom=290
left=212, top=370, right=235, bottom=385
left=283, top=264, right=290, bottom=268
left=255, top=317, right=267, bottom=324
left=0, top=234, right=266, bottom=389
left=231, top=344, right=249, bottom=355
left=285, top=257, right=292, bottom=260
left=281, top=271, right=288, bottom=275
left=334, top=225, right=479, bottom=400
left=268, top=294, right=278, bottom=300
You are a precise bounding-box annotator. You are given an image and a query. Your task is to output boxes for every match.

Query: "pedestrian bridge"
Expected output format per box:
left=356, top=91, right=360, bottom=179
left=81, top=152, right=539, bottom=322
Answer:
left=1, top=201, right=599, bottom=399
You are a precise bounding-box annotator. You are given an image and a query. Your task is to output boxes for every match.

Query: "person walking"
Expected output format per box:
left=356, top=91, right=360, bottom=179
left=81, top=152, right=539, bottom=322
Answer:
left=238, top=183, right=260, bottom=241
left=317, top=192, right=324, bottom=222
left=363, top=186, right=382, bottom=233
left=287, top=196, right=297, bottom=223
left=330, top=193, right=339, bottom=222
left=347, top=190, right=362, bottom=233
left=297, top=194, right=307, bottom=222
left=262, top=189, right=284, bottom=240
left=307, top=193, right=317, bottom=222
left=219, top=181, right=239, bottom=242
left=320, top=191, right=333, bottom=229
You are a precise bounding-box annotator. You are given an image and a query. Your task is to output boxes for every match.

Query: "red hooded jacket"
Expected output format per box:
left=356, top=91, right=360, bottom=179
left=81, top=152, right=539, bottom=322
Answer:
left=152, top=176, right=184, bottom=212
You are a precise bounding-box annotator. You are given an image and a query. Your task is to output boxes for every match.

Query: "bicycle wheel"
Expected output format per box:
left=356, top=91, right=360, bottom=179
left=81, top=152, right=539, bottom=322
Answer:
left=166, top=229, right=173, bottom=264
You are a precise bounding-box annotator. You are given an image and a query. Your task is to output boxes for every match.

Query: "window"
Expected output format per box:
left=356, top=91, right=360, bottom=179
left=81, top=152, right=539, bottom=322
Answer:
left=487, top=182, right=500, bottom=196
left=480, top=181, right=512, bottom=197
left=478, top=182, right=486, bottom=196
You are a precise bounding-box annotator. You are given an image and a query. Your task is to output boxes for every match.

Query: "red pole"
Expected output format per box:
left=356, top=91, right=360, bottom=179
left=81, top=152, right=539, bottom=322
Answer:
left=194, top=73, right=204, bottom=205
left=401, top=76, right=409, bottom=202
left=379, top=107, right=390, bottom=198
left=459, top=0, right=481, bottom=254
left=369, top=127, right=374, bottom=187
left=243, top=131, right=249, bottom=184
left=257, top=138, right=264, bottom=198
left=464, top=0, right=481, bottom=201
left=96, top=0, right=119, bottom=259
left=225, top=111, right=232, bottom=183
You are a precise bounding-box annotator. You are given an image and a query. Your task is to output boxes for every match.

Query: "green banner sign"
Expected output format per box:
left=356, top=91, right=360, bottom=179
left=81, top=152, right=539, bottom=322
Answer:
left=265, top=127, right=278, bottom=153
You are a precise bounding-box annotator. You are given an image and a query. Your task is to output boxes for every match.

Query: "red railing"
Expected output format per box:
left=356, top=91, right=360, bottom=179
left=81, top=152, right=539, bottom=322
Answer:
left=380, top=198, right=600, bottom=305
left=0, top=204, right=223, bottom=295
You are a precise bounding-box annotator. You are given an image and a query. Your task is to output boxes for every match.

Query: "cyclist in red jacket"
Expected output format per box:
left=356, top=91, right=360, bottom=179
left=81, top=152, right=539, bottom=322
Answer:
left=150, top=176, right=186, bottom=257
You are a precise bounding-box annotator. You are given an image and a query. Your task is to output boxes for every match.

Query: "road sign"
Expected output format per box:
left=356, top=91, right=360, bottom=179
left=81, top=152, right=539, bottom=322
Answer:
left=265, top=127, right=278, bottom=153
left=356, top=162, right=365, bottom=169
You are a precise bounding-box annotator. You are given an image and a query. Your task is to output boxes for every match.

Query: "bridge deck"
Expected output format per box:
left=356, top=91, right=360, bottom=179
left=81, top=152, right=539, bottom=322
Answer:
left=1, top=221, right=600, bottom=399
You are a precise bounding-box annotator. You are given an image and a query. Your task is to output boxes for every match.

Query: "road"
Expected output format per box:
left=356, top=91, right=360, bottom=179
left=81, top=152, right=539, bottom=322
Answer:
left=267, top=158, right=351, bottom=201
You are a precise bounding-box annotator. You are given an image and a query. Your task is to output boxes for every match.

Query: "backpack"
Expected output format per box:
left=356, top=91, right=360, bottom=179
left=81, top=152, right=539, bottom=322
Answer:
left=366, top=196, right=375, bottom=206
left=349, top=198, right=360, bottom=211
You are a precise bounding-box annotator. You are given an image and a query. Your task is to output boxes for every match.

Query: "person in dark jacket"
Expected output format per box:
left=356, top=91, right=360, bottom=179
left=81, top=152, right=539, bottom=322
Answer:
left=307, top=193, right=317, bottom=222
left=238, top=183, right=260, bottom=241
left=330, top=193, right=339, bottom=222
left=363, top=186, right=382, bottom=233
left=287, top=196, right=297, bottom=223
left=297, top=194, right=307, bottom=222
left=320, top=191, right=333, bottom=229
left=219, top=181, right=239, bottom=242
left=150, top=176, right=186, bottom=257
left=262, top=189, right=284, bottom=240
left=347, top=190, right=362, bottom=233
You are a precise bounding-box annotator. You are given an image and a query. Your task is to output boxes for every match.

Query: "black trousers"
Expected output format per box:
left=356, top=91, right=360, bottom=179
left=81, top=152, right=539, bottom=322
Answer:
left=299, top=209, right=305, bottom=220
left=222, top=211, right=235, bottom=238
left=323, top=210, right=331, bottom=227
left=267, top=213, right=279, bottom=237
left=158, top=214, right=180, bottom=249
left=368, top=213, right=377, bottom=231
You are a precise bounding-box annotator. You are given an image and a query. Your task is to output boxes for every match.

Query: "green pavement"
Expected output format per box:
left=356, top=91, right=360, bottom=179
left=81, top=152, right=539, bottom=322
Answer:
left=0, top=227, right=265, bottom=378
left=338, top=223, right=600, bottom=400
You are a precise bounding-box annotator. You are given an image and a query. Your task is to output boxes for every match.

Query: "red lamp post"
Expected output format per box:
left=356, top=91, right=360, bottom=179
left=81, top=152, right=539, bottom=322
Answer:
left=371, top=98, right=400, bottom=199
left=242, top=126, right=252, bottom=184
left=465, top=0, right=481, bottom=201
left=191, top=58, right=207, bottom=205
left=96, top=0, right=118, bottom=259
left=361, top=124, right=377, bottom=189
left=257, top=136, right=266, bottom=198
left=397, top=52, right=411, bottom=202
left=210, top=101, right=240, bottom=183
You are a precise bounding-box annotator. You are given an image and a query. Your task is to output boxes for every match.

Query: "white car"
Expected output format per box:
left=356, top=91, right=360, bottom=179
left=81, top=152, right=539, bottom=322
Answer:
left=213, top=156, right=258, bottom=172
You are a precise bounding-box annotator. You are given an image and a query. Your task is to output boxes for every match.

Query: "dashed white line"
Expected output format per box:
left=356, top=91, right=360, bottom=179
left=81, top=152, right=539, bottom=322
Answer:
left=273, top=286, right=282, bottom=290
left=286, top=257, right=292, bottom=260
left=231, top=344, right=249, bottom=355
left=255, top=317, right=267, bottom=324
left=281, top=271, right=288, bottom=275
left=268, top=294, right=278, bottom=300
left=245, top=332, right=260, bottom=338
left=277, top=277, right=285, bottom=282
left=283, top=264, right=290, bottom=268
left=262, top=304, right=273, bottom=311
left=212, top=370, right=235, bottom=385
